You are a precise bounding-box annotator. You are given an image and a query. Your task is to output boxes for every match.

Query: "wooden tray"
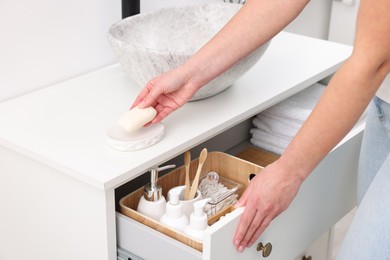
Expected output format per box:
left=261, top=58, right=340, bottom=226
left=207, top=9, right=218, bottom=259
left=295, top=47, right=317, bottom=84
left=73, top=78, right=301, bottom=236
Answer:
left=119, top=151, right=264, bottom=252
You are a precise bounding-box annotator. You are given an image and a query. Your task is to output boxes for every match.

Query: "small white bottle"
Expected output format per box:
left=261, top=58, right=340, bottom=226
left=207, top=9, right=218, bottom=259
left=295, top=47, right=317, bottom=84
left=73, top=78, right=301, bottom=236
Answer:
left=160, top=188, right=188, bottom=233
left=137, top=165, right=175, bottom=221
left=137, top=194, right=166, bottom=221
left=184, top=198, right=211, bottom=241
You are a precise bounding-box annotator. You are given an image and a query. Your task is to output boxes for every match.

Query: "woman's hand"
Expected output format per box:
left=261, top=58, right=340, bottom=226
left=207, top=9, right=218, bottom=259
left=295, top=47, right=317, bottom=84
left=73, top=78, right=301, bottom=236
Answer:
left=233, top=160, right=303, bottom=252
left=132, top=66, right=201, bottom=124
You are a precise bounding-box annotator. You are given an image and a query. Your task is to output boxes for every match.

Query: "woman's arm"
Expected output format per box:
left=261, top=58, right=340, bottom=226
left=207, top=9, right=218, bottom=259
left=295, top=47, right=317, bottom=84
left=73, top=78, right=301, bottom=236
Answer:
left=182, top=0, right=310, bottom=89
left=233, top=0, right=390, bottom=252
left=134, top=0, right=309, bottom=123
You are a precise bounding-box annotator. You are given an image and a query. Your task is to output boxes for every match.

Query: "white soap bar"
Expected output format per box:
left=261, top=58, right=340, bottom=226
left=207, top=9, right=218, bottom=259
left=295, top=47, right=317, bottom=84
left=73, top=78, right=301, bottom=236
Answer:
left=118, top=106, right=157, bottom=133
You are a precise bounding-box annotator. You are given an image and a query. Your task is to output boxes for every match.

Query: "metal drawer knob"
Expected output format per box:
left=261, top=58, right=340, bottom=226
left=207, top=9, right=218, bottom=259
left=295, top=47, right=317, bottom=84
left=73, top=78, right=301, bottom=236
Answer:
left=257, top=242, right=272, bottom=257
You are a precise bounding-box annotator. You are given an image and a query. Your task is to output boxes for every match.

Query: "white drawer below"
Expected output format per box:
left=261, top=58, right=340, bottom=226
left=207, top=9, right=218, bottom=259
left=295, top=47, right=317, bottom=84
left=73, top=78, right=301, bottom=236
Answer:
left=116, top=212, right=202, bottom=260
left=116, top=129, right=363, bottom=260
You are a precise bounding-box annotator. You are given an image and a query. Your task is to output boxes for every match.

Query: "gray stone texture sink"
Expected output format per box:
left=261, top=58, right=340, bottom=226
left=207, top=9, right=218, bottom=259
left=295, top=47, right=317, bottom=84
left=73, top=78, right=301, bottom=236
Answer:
left=108, top=3, right=270, bottom=101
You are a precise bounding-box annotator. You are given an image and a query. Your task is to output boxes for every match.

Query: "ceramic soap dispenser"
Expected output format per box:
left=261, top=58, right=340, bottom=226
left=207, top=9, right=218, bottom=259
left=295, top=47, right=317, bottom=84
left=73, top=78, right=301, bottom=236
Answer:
left=184, top=198, right=211, bottom=241
left=160, top=188, right=189, bottom=233
left=137, top=164, right=175, bottom=221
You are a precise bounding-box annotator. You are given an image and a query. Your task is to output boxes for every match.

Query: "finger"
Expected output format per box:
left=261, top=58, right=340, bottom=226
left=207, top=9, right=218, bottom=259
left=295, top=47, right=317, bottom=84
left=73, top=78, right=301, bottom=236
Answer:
left=150, top=106, right=175, bottom=124
left=238, top=209, right=265, bottom=249
left=148, top=103, right=166, bottom=124
left=138, top=81, right=164, bottom=109
left=247, top=216, right=272, bottom=248
left=234, top=181, right=253, bottom=208
left=233, top=206, right=256, bottom=251
left=154, top=103, right=165, bottom=115
left=140, top=102, right=165, bottom=127
left=132, top=82, right=154, bottom=109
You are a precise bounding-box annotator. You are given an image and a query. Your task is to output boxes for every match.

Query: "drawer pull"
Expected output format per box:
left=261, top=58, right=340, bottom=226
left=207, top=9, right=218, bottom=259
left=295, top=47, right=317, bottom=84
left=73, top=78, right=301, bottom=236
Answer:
left=256, top=242, right=272, bottom=257
left=302, top=256, right=312, bottom=260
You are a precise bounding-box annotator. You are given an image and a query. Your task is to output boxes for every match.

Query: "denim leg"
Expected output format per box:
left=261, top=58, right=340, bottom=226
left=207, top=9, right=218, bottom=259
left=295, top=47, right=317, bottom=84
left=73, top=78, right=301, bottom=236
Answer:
left=357, top=97, right=390, bottom=204
left=336, top=97, right=390, bottom=260
left=336, top=154, right=390, bottom=259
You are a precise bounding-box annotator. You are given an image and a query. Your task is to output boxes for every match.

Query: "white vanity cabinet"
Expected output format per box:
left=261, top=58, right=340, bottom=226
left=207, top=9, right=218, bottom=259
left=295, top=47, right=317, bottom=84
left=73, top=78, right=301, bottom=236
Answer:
left=0, top=32, right=358, bottom=260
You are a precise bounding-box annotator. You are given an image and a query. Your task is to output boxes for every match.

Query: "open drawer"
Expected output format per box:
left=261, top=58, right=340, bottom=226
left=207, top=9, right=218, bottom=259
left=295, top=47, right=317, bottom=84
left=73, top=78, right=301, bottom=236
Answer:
left=116, top=125, right=364, bottom=260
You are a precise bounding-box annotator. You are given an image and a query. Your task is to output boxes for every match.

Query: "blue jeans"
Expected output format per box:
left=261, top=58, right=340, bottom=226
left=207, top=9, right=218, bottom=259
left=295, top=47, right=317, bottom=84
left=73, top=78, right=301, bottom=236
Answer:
left=336, top=97, right=390, bottom=259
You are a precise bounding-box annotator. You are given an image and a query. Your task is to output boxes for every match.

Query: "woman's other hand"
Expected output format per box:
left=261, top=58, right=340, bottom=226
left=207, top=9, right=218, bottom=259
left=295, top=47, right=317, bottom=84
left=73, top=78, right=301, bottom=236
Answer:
left=233, top=160, right=303, bottom=252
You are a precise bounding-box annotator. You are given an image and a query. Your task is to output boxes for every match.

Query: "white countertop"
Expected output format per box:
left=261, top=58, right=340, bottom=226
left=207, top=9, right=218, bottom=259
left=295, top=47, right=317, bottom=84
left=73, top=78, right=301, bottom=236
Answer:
left=0, top=32, right=352, bottom=190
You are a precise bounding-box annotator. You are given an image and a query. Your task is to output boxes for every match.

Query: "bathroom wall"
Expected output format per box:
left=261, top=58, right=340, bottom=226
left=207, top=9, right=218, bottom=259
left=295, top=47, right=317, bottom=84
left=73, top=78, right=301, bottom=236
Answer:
left=0, top=0, right=333, bottom=103
left=284, top=0, right=332, bottom=40
left=328, top=0, right=359, bottom=45
left=0, top=0, right=121, bottom=102
left=141, top=0, right=220, bottom=12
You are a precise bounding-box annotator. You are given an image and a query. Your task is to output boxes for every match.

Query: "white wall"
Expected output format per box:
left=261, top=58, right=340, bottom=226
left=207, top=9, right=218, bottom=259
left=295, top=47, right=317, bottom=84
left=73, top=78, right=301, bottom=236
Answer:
left=0, top=0, right=121, bottom=102
left=285, top=0, right=332, bottom=40
left=0, top=0, right=332, bottom=103
left=328, top=0, right=359, bottom=45
left=141, top=0, right=220, bottom=13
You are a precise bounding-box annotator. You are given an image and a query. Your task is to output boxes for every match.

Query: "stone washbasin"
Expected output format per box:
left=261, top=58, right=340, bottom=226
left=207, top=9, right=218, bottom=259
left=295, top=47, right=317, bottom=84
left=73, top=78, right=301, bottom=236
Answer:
left=108, top=3, right=270, bottom=101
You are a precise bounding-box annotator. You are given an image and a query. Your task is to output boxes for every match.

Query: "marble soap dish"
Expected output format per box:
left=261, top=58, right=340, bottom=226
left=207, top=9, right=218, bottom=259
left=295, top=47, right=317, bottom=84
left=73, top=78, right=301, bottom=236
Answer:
left=106, top=123, right=164, bottom=151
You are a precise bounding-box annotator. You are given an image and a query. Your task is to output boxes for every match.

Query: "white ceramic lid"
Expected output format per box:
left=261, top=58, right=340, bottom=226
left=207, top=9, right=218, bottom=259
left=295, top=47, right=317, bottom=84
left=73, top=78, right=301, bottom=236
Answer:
left=106, top=123, right=164, bottom=151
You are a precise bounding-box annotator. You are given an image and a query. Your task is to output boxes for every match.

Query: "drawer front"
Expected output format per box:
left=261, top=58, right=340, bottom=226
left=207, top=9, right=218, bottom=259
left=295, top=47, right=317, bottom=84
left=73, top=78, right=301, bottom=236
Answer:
left=117, top=129, right=363, bottom=260
left=116, top=212, right=202, bottom=260
left=203, top=129, right=363, bottom=260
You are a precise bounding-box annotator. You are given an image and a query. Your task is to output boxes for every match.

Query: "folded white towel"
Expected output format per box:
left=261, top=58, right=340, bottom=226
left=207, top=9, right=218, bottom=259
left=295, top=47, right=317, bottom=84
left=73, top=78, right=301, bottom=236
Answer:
left=259, top=83, right=326, bottom=122
left=250, top=128, right=290, bottom=155
left=253, top=115, right=301, bottom=139
left=250, top=137, right=285, bottom=155
left=250, top=83, right=327, bottom=154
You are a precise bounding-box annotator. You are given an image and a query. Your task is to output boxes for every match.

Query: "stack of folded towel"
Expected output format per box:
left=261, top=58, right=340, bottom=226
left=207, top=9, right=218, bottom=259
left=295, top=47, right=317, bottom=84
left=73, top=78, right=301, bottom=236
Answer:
left=250, top=83, right=326, bottom=155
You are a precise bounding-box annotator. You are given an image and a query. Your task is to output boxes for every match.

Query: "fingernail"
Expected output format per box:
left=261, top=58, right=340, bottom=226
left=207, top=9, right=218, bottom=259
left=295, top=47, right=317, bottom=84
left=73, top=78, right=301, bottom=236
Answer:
left=234, top=240, right=240, bottom=247
left=138, top=100, right=145, bottom=108
left=238, top=245, right=245, bottom=252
